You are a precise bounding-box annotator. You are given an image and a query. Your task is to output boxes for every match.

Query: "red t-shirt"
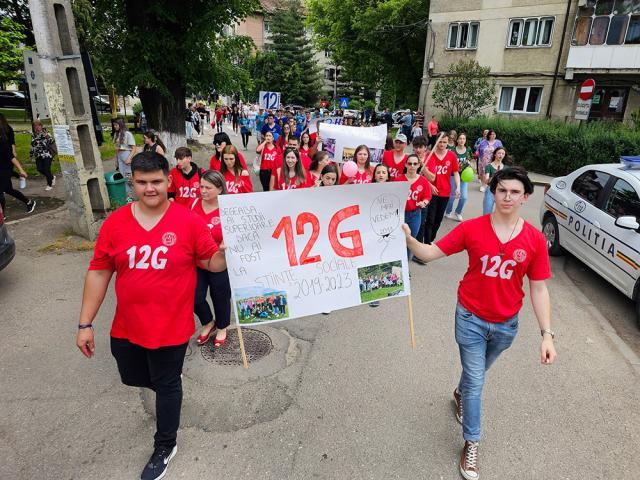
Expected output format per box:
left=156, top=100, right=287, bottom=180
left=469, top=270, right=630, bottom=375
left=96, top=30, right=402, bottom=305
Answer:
left=271, top=151, right=311, bottom=178
left=260, top=145, right=280, bottom=171
left=223, top=170, right=253, bottom=194
left=89, top=203, right=219, bottom=348
left=209, top=151, right=248, bottom=171
left=436, top=215, right=551, bottom=323
left=168, top=165, right=204, bottom=206
left=339, top=168, right=373, bottom=185
left=428, top=120, right=439, bottom=136
left=397, top=174, right=431, bottom=211
left=274, top=169, right=312, bottom=190
left=215, top=110, right=223, bottom=121
left=382, top=150, right=408, bottom=181
left=426, top=150, right=458, bottom=197
left=300, top=146, right=311, bottom=157
left=191, top=199, right=223, bottom=244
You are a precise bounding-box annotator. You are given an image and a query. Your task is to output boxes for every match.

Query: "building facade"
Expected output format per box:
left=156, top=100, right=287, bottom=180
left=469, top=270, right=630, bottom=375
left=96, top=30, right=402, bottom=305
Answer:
left=420, top=0, right=640, bottom=122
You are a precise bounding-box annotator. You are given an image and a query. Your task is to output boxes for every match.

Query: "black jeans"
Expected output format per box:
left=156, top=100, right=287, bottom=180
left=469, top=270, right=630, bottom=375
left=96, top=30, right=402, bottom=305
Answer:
left=416, top=205, right=429, bottom=243
left=422, top=195, right=450, bottom=244
left=259, top=169, right=271, bottom=192
left=194, top=268, right=231, bottom=328
left=241, top=132, right=250, bottom=149
left=36, top=156, right=54, bottom=186
left=0, top=173, right=28, bottom=211
left=110, top=337, right=188, bottom=449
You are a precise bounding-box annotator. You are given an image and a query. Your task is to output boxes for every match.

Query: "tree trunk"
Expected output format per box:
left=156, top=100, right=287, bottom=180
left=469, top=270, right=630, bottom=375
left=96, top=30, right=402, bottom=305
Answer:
left=139, top=79, right=186, bottom=167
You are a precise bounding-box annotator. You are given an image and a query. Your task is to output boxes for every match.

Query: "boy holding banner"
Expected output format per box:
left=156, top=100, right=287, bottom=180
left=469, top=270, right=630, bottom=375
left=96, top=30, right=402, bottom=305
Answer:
left=404, top=166, right=556, bottom=480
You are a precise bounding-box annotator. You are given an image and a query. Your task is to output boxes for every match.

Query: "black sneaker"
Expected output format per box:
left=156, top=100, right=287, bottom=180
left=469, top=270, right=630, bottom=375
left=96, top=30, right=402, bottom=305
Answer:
left=140, top=445, right=177, bottom=480
left=26, top=200, right=36, bottom=213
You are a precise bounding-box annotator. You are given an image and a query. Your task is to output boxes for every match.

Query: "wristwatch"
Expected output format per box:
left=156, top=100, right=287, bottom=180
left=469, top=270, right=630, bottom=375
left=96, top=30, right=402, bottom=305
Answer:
left=541, top=328, right=555, bottom=339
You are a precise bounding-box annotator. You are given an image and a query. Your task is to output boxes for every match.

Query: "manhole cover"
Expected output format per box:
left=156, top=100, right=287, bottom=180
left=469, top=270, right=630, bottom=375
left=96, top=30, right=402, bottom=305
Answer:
left=201, top=328, right=273, bottom=365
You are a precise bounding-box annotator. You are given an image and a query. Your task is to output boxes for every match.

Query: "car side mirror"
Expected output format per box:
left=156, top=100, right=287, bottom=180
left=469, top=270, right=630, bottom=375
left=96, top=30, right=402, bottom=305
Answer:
left=614, top=215, right=640, bottom=231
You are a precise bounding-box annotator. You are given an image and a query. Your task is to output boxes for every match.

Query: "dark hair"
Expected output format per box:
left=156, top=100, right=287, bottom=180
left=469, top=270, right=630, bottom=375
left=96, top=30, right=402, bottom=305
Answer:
left=309, top=151, right=329, bottom=172
left=300, top=131, right=313, bottom=148
left=201, top=170, right=228, bottom=194
left=404, top=153, right=422, bottom=175
left=174, top=146, right=192, bottom=160
left=220, top=145, right=244, bottom=178
left=114, top=118, right=127, bottom=144
left=144, top=129, right=167, bottom=153
left=288, top=135, right=299, bottom=144
left=412, top=135, right=428, bottom=148
left=489, top=166, right=534, bottom=195
left=353, top=145, right=371, bottom=171
left=131, top=151, right=169, bottom=175
left=372, top=163, right=390, bottom=183
left=0, top=113, right=10, bottom=142
left=213, top=131, right=231, bottom=147
left=384, top=135, right=394, bottom=151
left=492, top=146, right=507, bottom=162
left=487, top=129, right=497, bottom=139
left=282, top=147, right=306, bottom=186
left=319, top=163, right=339, bottom=186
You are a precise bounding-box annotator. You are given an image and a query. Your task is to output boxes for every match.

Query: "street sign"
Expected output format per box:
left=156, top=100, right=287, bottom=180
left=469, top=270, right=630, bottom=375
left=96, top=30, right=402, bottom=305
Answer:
left=339, top=97, right=349, bottom=109
left=575, top=99, right=592, bottom=121
left=259, top=91, right=281, bottom=110
left=579, top=79, right=595, bottom=101
left=22, top=50, right=50, bottom=119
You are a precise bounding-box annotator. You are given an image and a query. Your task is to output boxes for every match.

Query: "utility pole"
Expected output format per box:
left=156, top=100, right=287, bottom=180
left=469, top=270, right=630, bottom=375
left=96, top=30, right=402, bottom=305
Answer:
left=418, top=20, right=432, bottom=113
left=28, top=0, right=110, bottom=240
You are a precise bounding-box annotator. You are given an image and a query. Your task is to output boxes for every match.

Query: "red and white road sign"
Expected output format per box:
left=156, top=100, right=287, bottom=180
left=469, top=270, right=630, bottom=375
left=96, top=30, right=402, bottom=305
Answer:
left=579, top=79, right=596, bottom=101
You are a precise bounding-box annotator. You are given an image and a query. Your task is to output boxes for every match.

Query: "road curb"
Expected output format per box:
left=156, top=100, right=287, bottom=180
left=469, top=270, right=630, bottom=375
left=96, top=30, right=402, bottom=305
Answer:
left=6, top=205, right=67, bottom=226
left=557, top=256, right=640, bottom=375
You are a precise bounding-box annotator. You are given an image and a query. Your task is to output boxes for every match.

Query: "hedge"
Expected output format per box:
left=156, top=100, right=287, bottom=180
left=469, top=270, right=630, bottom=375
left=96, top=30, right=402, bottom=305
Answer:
left=438, top=116, right=640, bottom=177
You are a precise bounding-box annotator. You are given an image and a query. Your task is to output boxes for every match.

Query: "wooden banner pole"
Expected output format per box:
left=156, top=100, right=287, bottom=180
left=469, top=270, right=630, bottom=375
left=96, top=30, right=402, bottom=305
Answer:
left=422, top=132, right=445, bottom=166
left=407, top=295, right=416, bottom=350
left=236, top=324, right=249, bottom=369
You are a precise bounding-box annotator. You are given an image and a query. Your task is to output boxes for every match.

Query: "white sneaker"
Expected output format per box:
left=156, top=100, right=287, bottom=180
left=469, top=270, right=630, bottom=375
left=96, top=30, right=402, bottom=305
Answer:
left=479, top=186, right=486, bottom=193
left=45, top=185, right=52, bottom=191
left=455, top=213, right=463, bottom=222
left=52, top=175, right=56, bottom=186
left=445, top=213, right=455, bottom=220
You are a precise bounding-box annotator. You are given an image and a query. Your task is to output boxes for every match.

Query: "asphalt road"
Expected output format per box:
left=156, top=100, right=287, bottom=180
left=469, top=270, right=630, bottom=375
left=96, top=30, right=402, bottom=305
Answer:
left=1, top=125, right=639, bottom=479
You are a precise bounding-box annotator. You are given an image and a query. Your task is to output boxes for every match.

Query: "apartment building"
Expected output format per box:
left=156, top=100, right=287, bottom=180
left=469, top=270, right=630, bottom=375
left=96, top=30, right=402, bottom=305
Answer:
left=420, top=0, right=640, bottom=122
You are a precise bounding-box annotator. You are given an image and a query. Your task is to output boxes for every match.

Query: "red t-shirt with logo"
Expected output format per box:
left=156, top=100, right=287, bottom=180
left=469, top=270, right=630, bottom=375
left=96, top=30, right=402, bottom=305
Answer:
left=426, top=150, right=459, bottom=197
left=190, top=199, right=223, bottom=244
left=382, top=150, right=408, bottom=181
left=168, top=164, right=204, bottom=206
left=260, top=145, right=280, bottom=171
left=339, top=168, right=373, bottom=185
left=396, top=174, right=432, bottom=211
left=274, top=169, right=312, bottom=190
left=223, top=170, right=253, bottom=194
left=89, top=203, right=219, bottom=348
left=436, top=215, right=551, bottom=323
left=209, top=151, right=248, bottom=171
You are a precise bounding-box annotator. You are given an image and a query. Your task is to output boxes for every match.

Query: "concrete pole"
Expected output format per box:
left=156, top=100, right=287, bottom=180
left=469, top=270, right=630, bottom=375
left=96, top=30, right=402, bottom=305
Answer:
left=418, top=21, right=432, bottom=114
left=28, top=0, right=110, bottom=240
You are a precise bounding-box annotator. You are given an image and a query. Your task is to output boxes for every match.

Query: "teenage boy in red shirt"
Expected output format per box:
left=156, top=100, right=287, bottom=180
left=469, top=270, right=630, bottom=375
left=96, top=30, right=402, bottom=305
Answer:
left=404, top=166, right=556, bottom=480
left=76, top=151, right=226, bottom=480
left=167, top=147, right=204, bottom=206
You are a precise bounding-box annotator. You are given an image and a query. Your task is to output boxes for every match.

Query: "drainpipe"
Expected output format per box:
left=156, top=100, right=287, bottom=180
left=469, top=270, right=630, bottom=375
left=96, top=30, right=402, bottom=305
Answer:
left=546, top=0, right=573, bottom=119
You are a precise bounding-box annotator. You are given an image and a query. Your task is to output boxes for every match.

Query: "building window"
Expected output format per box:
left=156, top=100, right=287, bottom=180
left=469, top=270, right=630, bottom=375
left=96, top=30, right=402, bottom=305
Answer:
left=508, top=17, right=555, bottom=47
left=498, top=86, right=543, bottom=113
left=324, top=49, right=331, bottom=58
left=447, top=22, right=479, bottom=49
left=264, top=21, right=271, bottom=33
left=572, top=0, right=640, bottom=46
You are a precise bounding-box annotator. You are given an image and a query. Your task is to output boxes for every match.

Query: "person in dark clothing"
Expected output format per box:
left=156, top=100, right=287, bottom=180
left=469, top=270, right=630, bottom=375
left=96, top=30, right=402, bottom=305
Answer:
left=30, top=120, right=57, bottom=190
left=0, top=113, right=36, bottom=213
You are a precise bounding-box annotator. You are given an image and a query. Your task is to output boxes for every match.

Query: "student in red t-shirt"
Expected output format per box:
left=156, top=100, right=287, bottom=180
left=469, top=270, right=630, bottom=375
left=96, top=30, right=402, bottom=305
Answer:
left=300, top=131, right=313, bottom=158
left=190, top=170, right=232, bottom=348
left=270, top=147, right=311, bottom=190
left=209, top=132, right=247, bottom=171
left=382, top=132, right=409, bottom=181
left=168, top=147, right=205, bottom=206
left=308, top=151, right=331, bottom=186
left=395, top=153, right=430, bottom=260
left=339, top=145, right=374, bottom=185
left=420, top=133, right=459, bottom=246
left=255, top=131, right=280, bottom=192
left=404, top=166, right=556, bottom=480
left=220, top=145, right=253, bottom=194
left=76, top=152, right=226, bottom=480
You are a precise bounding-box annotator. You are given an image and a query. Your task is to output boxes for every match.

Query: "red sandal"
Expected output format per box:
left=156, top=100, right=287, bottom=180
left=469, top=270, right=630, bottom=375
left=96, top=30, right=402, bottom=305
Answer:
left=196, top=328, right=215, bottom=346
left=213, top=332, right=227, bottom=348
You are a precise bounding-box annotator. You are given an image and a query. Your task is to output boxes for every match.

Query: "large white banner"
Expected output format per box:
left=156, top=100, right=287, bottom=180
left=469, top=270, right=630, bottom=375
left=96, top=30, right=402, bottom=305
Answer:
left=219, top=182, right=411, bottom=325
left=319, top=123, right=388, bottom=164
left=308, top=116, right=343, bottom=134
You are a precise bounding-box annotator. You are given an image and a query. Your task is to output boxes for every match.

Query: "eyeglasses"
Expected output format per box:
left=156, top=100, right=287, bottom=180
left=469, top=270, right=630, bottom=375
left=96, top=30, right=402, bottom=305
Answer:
left=406, top=162, right=420, bottom=166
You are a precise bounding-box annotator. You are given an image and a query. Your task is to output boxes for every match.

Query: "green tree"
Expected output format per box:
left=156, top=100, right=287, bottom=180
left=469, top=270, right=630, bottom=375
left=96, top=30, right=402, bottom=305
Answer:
left=259, top=0, right=322, bottom=106
left=0, top=17, right=26, bottom=87
left=306, top=0, right=428, bottom=108
left=0, top=0, right=34, bottom=46
left=431, top=60, right=496, bottom=118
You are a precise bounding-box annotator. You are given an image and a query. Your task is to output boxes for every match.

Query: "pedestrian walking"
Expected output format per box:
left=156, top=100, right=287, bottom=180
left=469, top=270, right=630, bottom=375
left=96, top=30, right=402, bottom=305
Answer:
left=476, top=130, right=503, bottom=192
left=482, top=147, right=507, bottom=215
left=113, top=118, right=137, bottom=200
left=0, top=114, right=36, bottom=213
left=427, top=115, right=439, bottom=149
left=30, top=120, right=57, bottom=191
left=445, top=132, right=472, bottom=221
left=142, top=130, right=166, bottom=157
left=404, top=165, right=556, bottom=480
left=76, top=151, right=227, bottom=480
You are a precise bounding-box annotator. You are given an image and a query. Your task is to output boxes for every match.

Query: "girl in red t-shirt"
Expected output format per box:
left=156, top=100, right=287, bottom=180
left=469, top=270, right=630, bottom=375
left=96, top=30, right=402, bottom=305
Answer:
left=271, top=147, right=310, bottom=190
left=191, top=170, right=231, bottom=348
left=255, top=131, right=280, bottom=192
left=276, top=123, right=292, bottom=150
left=318, top=163, right=339, bottom=187
left=209, top=132, right=247, bottom=171
left=339, top=145, right=374, bottom=185
left=300, top=131, right=313, bottom=157
left=220, top=145, right=253, bottom=194
left=396, top=153, right=431, bottom=259
left=308, top=151, right=331, bottom=186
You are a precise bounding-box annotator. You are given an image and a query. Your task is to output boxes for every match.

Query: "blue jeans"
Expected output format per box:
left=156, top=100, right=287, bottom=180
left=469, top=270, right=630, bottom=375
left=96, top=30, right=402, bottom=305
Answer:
left=404, top=209, right=421, bottom=260
left=445, top=176, right=468, bottom=216
left=455, top=302, right=518, bottom=442
left=482, top=189, right=495, bottom=215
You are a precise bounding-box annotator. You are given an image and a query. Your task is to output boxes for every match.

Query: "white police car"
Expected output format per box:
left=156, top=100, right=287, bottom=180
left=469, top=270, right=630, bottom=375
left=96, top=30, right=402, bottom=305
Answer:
left=540, top=158, right=640, bottom=326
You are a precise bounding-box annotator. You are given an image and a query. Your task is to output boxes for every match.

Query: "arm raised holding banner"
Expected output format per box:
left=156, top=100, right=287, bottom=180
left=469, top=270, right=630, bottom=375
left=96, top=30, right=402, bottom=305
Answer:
left=402, top=224, right=446, bottom=263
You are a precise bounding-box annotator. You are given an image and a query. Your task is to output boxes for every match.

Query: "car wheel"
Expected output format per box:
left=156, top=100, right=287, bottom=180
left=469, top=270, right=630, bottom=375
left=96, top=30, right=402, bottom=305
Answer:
left=542, top=215, right=564, bottom=256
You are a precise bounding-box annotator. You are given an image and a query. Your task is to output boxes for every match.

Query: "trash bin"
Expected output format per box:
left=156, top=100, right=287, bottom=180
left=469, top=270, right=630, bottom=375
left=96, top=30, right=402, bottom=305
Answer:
left=104, top=171, right=128, bottom=208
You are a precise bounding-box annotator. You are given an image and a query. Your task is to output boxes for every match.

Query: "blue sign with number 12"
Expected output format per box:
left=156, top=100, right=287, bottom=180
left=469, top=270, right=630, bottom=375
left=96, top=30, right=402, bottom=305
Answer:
left=260, top=91, right=281, bottom=110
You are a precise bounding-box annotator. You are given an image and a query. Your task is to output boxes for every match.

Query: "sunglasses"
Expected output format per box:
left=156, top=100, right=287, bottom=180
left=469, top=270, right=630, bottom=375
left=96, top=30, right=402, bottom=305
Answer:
left=406, top=162, right=420, bottom=166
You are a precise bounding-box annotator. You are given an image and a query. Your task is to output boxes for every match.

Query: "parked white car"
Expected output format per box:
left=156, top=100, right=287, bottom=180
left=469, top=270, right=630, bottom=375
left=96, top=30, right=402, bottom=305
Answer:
left=540, top=161, right=640, bottom=326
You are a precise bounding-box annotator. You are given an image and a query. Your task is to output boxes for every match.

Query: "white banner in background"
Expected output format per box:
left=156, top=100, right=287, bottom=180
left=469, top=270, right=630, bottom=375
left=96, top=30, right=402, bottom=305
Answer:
left=219, top=182, right=411, bottom=325
left=319, top=123, right=387, bottom=164
left=308, top=116, right=343, bottom=134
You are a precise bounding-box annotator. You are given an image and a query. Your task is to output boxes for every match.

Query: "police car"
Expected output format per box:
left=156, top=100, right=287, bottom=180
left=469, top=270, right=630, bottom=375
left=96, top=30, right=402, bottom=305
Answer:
left=540, top=158, right=640, bottom=326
